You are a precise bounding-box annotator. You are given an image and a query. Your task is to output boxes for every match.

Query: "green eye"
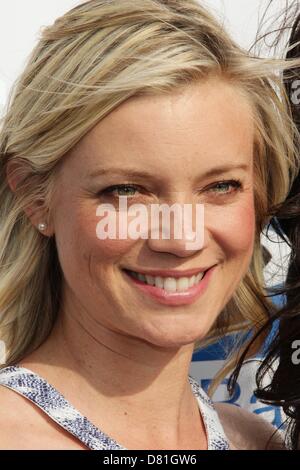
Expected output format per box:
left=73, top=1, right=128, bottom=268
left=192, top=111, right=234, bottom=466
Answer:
left=102, top=184, right=139, bottom=197
left=214, top=183, right=231, bottom=192
left=208, top=180, right=242, bottom=195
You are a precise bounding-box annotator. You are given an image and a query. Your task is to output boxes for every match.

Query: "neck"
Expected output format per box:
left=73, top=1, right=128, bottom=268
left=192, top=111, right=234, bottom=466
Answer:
left=20, top=301, right=206, bottom=449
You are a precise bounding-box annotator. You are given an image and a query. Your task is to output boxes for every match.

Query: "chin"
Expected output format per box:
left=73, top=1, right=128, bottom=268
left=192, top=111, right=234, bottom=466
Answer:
left=139, top=324, right=209, bottom=349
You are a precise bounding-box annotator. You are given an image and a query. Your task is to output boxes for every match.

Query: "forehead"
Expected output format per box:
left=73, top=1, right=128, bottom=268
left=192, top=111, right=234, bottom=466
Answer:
left=66, top=78, right=254, bottom=177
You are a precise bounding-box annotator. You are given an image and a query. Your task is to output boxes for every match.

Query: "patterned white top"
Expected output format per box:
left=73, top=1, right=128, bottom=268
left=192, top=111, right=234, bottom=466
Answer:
left=0, top=365, right=230, bottom=450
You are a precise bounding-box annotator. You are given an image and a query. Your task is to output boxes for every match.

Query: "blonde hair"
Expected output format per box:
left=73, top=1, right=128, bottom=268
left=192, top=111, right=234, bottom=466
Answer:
left=0, top=0, right=299, bottom=382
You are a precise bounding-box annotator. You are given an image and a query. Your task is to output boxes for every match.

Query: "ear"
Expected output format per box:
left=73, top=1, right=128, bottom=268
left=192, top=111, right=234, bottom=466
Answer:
left=6, top=160, right=54, bottom=237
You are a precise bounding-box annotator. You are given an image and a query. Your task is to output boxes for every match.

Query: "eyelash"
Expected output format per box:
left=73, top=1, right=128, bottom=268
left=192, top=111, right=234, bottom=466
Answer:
left=207, top=179, right=242, bottom=196
left=99, top=179, right=243, bottom=199
left=101, top=184, right=142, bottom=198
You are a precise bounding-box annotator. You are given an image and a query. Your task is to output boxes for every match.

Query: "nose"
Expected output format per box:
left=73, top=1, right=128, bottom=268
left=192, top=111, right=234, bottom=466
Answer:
left=146, top=199, right=208, bottom=257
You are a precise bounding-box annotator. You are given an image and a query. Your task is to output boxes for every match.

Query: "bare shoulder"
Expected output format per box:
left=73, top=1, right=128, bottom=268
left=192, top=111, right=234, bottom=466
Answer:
left=214, top=402, right=285, bottom=450
left=0, top=385, right=85, bottom=449
left=0, top=385, right=31, bottom=449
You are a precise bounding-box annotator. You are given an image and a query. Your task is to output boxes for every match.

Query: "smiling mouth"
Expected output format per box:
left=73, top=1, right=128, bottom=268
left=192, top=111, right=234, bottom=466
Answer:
left=123, top=269, right=208, bottom=294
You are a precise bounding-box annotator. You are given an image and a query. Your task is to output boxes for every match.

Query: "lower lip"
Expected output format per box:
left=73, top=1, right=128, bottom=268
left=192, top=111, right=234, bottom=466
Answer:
left=123, top=266, right=217, bottom=306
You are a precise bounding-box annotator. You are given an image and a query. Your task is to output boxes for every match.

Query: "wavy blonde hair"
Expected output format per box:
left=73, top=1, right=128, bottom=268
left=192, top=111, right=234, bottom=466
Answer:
left=0, top=0, right=299, bottom=380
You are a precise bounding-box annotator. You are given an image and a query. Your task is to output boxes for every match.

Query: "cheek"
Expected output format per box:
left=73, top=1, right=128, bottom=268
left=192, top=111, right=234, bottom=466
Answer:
left=206, top=197, right=256, bottom=256
left=54, top=204, right=138, bottom=274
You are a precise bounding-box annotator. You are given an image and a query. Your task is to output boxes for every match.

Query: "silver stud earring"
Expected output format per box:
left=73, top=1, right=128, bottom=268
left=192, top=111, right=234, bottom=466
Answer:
left=38, top=222, right=48, bottom=232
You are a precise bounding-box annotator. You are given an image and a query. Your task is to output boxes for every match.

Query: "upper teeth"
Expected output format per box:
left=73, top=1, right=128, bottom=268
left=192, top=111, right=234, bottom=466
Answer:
left=128, top=271, right=205, bottom=293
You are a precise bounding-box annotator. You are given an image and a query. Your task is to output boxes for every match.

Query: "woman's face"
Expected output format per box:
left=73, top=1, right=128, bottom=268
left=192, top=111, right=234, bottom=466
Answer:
left=50, top=78, right=256, bottom=348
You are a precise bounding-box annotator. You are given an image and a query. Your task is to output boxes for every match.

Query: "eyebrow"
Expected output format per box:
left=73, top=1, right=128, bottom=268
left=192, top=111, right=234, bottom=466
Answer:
left=88, top=163, right=250, bottom=180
